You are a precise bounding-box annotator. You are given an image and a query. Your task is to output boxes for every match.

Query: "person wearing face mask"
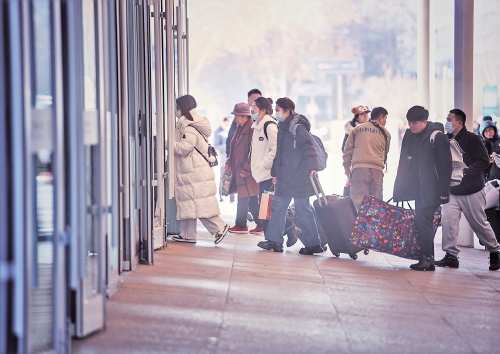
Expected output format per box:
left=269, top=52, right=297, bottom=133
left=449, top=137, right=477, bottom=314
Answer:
left=170, top=94, right=230, bottom=244
left=225, top=103, right=260, bottom=234
left=341, top=105, right=371, bottom=152
left=393, top=106, right=452, bottom=271
left=480, top=120, right=500, bottom=180
left=250, top=97, right=278, bottom=234
left=436, top=109, right=500, bottom=271
left=257, top=97, right=326, bottom=255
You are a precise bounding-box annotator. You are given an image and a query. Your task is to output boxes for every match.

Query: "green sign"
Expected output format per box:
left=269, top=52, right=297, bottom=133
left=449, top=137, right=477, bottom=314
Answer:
left=483, top=85, right=498, bottom=117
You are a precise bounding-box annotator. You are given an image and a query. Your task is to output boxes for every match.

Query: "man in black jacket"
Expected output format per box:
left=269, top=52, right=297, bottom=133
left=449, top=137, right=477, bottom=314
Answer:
left=437, top=109, right=500, bottom=270
left=393, top=106, right=452, bottom=271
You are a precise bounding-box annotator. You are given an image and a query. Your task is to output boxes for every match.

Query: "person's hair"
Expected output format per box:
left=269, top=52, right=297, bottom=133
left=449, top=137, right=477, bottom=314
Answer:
left=254, top=97, right=274, bottom=115
left=449, top=108, right=466, bottom=125
left=406, top=105, right=429, bottom=122
left=176, top=95, right=197, bottom=121
left=371, top=107, right=388, bottom=121
left=483, top=115, right=493, bottom=121
left=276, top=97, right=295, bottom=114
left=247, top=88, right=262, bottom=98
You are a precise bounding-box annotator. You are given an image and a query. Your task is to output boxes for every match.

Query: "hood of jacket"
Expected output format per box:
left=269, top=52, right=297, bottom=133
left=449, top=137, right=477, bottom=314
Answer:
left=480, top=120, right=498, bottom=138
left=421, top=121, right=445, bottom=140
left=178, top=108, right=212, bottom=137
left=286, top=113, right=311, bottom=133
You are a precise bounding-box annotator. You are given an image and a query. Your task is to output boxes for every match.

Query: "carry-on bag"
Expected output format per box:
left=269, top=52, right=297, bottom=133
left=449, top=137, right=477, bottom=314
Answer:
left=258, top=185, right=274, bottom=220
left=310, top=174, right=367, bottom=259
left=349, top=195, right=441, bottom=260
left=283, top=204, right=327, bottom=248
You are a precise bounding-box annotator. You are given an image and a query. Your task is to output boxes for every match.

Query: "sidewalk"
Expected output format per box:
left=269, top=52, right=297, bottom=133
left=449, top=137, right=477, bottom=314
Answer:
left=73, top=222, right=500, bottom=354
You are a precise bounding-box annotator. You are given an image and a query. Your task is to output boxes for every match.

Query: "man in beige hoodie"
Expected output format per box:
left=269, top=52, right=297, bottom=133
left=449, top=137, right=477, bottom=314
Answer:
left=342, top=107, right=391, bottom=208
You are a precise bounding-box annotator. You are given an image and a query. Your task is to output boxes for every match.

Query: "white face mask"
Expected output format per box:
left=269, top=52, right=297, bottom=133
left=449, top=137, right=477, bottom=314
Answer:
left=175, top=110, right=182, bottom=118
left=445, top=121, right=454, bottom=134
left=276, top=111, right=285, bottom=122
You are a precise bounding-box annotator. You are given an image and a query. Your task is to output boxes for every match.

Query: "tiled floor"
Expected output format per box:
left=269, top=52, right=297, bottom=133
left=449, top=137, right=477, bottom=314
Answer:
left=72, top=225, right=500, bottom=354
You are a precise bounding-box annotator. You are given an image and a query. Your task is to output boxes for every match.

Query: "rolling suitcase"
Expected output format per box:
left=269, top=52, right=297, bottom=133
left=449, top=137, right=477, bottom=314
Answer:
left=310, top=175, right=367, bottom=259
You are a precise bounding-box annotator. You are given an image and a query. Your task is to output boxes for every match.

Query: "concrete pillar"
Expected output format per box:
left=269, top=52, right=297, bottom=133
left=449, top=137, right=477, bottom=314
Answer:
left=417, top=0, right=430, bottom=110
left=455, top=0, right=475, bottom=247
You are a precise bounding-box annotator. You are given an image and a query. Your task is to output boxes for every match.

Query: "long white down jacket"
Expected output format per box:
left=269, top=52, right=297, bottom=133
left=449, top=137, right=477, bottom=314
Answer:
left=173, top=109, right=220, bottom=220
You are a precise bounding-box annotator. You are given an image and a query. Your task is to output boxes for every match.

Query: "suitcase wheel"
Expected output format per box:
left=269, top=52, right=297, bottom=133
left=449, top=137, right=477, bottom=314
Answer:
left=350, top=254, right=358, bottom=260
left=334, top=252, right=340, bottom=257
left=363, top=249, right=369, bottom=255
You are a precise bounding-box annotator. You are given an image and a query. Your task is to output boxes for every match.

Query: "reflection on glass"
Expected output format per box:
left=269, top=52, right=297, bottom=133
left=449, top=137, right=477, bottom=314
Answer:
left=29, top=0, right=54, bottom=351
left=82, top=0, right=100, bottom=299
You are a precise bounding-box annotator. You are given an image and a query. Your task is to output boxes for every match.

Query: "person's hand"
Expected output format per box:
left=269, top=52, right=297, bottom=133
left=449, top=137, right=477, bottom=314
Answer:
left=310, top=170, right=317, bottom=177
left=224, top=164, right=229, bottom=171
left=344, top=168, right=351, bottom=177
left=272, top=177, right=277, bottom=184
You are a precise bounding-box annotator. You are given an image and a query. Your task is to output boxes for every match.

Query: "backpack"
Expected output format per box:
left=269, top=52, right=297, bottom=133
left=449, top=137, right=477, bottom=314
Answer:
left=430, top=130, right=467, bottom=186
left=188, top=125, right=218, bottom=167
left=263, top=120, right=277, bottom=140
left=291, top=124, right=328, bottom=171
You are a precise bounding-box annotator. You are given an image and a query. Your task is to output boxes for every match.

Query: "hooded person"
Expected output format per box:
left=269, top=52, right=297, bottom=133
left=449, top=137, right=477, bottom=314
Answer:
left=480, top=120, right=500, bottom=180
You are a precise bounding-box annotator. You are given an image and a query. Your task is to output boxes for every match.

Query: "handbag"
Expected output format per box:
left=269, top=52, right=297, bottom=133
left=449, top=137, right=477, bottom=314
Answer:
left=349, top=195, right=441, bottom=259
left=221, top=169, right=232, bottom=196
left=188, top=125, right=218, bottom=167
left=258, top=185, right=274, bottom=220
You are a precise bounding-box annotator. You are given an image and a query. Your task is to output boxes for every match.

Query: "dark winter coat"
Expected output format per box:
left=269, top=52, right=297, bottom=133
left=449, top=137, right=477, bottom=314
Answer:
left=271, top=113, right=318, bottom=198
left=225, top=119, right=237, bottom=157
left=393, top=122, right=452, bottom=207
left=449, top=127, right=489, bottom=196
left=480, top=120, right=500, bottom=180
left=226, top=118, right=259, bottom=198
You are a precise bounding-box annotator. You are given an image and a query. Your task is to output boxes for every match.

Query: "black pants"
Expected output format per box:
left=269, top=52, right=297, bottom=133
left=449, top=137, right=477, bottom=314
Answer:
left=258, top=179, right=274, bottom=232
left=414, top=200, right=441, bottom=257
left=235, top=195, right=260, bottom=228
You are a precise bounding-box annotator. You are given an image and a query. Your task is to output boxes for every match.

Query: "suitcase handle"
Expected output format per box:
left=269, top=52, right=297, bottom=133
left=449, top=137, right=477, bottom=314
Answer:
left=310, top=174, right=327, bottom=208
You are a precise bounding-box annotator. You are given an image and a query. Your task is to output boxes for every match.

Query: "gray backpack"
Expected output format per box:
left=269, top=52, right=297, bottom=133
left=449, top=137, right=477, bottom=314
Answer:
left=291, top=124, right=328, bottom=171
left=430, top=130, right=467, bottom=186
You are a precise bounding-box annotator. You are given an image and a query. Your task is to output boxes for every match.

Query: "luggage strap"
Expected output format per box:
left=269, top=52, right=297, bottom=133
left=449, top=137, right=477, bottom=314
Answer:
left=310, top=174, right=327, bottom=208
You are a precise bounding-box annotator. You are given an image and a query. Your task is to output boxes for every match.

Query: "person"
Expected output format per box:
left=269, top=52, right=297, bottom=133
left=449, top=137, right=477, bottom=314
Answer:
left=225, top=103, right=261, bottom=234
left=342, top=107, right=391, bottom=208
left=341, top=105, right=371, bottom=152
left=213, top=116, right=232, bottom=201
left=250, top=96, right=278, bottom=234
left=393, top=106, right=452, bottom=271
left=436, top=108, right=500, bottom=270
left=480, top=119, right=500, bottom=180
left=170, top=94, right=229, bottom=244
left=257, top=97, right=326, bottom=255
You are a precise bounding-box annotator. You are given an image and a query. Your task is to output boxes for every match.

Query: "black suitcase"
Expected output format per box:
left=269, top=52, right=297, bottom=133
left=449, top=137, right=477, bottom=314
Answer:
left=310, top=175, right=368, bottom=259
left=485, top=207, right=500, bottom=243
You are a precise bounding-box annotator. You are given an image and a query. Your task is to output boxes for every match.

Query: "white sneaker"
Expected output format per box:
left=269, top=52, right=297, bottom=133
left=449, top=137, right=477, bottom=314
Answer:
left=171, top=235, right=196, bottom=243
left=215, top=224, right=230, bottom=244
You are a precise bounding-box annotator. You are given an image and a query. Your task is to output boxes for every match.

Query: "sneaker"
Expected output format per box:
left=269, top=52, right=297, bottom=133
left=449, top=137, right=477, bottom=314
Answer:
left=299, top=244, right=328, bottom=255
left=228, top=226, right=248, bottom=234
left=215, top=224, right=230, bottom=245
left=247, top=212, right=254, bottom=222
left=249, top=227, right=264, bottom=235
left=489, top=252, right=500, bottom=271
left=171, top=235, right=196, bottom=243
left=257, top=240, right=283, bottom=252
left=435, top=253, right=459, bottom=268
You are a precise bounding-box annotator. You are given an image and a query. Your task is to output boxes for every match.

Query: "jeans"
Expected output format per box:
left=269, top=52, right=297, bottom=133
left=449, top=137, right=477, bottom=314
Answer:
left=265, top=194, right=321, bottom=247
left=258, top=179, right=274, bottom=232
left=235, top=195, right=260, bottom=228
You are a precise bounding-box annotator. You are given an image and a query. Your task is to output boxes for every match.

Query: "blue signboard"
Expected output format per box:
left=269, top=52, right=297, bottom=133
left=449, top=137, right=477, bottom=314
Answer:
left=483, top=85, right=498, bottom=117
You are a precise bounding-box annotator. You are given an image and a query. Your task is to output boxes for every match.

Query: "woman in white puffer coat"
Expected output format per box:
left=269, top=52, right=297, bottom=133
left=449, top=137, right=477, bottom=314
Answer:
left=171, top=94, right=229, bottom=244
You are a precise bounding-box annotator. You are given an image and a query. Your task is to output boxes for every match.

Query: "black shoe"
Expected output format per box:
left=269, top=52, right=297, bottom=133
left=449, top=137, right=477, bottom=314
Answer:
left=435, top=253, right=459, bottom=268
left=257, top=240, right=283, bottom=252
left=489, top=252, right=500, bottom=271
left=410, top=256, right=435, bottom=271
left=299, top=244, right=328, bottom=255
